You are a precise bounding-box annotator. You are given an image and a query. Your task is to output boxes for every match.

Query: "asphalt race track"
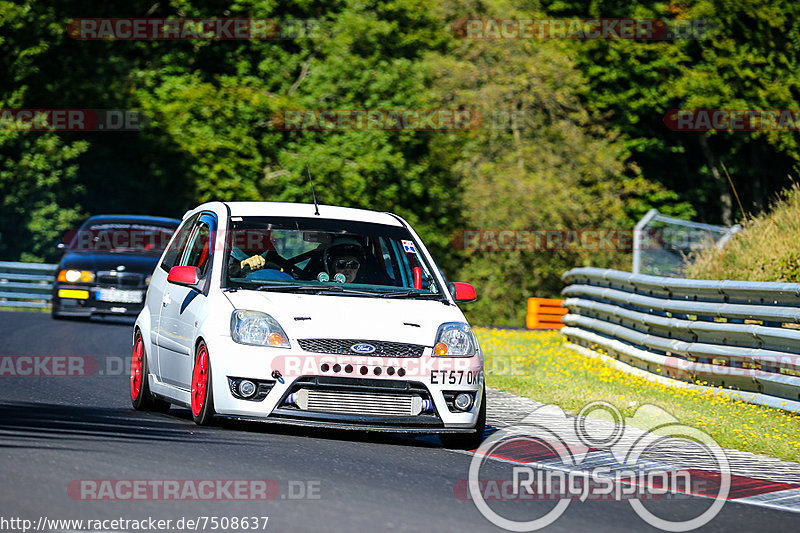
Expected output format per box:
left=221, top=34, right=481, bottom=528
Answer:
left=1, top=311, right=799, bottom=532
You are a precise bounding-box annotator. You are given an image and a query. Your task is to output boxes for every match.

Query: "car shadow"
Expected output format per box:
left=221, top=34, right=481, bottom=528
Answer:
left=0, top=400, right=494, bottom=452
left=0, top=401, right=228, bottom=448
left=162, top=405, right=444, bottom=447
left=209, top=410, right=495, bottom=450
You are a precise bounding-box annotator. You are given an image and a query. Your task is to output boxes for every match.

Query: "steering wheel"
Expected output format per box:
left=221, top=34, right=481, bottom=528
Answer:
left=261, top=250, right=305, bottom=280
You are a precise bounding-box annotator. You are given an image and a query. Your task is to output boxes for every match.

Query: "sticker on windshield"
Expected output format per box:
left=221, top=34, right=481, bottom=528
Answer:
left=402, top=240, right=417, bottom=253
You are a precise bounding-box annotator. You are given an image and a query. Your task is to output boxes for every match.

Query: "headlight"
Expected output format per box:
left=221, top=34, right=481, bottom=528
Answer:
left=433, top=322, right=477, bottom=357
left=230, top=310, right=290, bottom=348
left=57, top=269, right=95, bottom=283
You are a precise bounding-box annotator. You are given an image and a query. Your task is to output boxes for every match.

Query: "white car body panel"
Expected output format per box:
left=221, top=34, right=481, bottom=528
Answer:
left=136, top=201, right=484, bottom=433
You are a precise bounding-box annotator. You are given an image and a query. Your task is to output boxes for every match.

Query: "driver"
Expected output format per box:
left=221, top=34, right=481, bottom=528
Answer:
left=325, top=239, right=365, bottom=283
left=229, top=237, right=368, bottom=281
left=229, top=253, right=267, bottom=277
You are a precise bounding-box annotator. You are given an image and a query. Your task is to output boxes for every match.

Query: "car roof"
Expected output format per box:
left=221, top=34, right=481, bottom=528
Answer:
left=223, top=202, right=404, bottom=227
left=83, top=215, right=181, bottom=227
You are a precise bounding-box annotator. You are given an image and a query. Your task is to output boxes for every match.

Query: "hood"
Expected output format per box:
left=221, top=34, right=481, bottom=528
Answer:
left=224, top=290, right=468, bottom=345
left=59, top=251, right=161, bottom=275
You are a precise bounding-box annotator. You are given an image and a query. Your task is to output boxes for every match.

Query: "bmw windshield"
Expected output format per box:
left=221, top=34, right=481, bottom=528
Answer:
left=224, top=217, right=444, bottom=298
left=68, top=222, right=176, bottom=254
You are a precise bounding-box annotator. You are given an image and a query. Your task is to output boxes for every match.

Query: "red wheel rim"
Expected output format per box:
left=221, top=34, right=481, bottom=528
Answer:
left=130, top=335, right=144, bottom=400
left=191, top=345, right=208, bottom=417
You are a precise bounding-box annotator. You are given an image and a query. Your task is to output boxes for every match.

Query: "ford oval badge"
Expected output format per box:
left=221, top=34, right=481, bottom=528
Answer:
left=351, top=343, right=376, bottom=354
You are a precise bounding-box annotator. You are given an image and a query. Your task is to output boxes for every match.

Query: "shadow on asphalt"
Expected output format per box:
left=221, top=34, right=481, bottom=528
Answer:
left=168, top=405, right=449, bottom=448
left=0, top=400, right=494, bottom=451
left=0, top=401, right=218, bottom=448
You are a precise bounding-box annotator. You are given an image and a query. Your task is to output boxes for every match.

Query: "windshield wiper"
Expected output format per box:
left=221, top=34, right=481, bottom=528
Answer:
left=379, top=290, right=444, bottom=300
left=311, top=285, right=382, bottom=296
left=254, top=284, right=378, bottom=296
left=252, top=284, right=442, bottom=299
left=255, top=284, right=320, bottom=292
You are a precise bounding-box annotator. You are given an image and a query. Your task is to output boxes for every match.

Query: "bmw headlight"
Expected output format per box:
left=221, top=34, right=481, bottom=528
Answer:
left=433, top=322, right=477, bottom=357
left=57, top=269, right=95, bottom=283
left=230, top=310, right=290, bottom=348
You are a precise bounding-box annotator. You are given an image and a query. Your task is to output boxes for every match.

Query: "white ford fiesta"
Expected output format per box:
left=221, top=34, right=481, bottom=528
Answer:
left=131, top=201, right=485, bottom=448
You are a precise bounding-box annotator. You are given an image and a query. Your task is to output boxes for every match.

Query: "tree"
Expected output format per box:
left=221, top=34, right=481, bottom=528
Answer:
left=426, top=0, right=689, bottom=324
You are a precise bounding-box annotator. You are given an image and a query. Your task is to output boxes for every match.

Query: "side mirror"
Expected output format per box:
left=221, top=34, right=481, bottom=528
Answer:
left=448, top=282, right=477, bottom=303
left=167, top=266, right=200, bottom=289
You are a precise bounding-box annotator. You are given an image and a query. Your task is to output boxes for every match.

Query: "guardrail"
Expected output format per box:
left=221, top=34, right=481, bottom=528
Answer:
left=560, top=267, right=800, bottom=408
left=0, top=261, right=57, bottom=309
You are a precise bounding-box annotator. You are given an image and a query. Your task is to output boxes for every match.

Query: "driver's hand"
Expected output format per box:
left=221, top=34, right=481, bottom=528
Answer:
left=240, top=255, right=265, bottom=272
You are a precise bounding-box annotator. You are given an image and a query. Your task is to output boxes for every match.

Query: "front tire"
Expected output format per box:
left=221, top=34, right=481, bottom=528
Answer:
left=439, top=386, right=487, bottom=450
left=191, top=341, right=215, bottom=425
left=130, top=331, right=170, bottom=412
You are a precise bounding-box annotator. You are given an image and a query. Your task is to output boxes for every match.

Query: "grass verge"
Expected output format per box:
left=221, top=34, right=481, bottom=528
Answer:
left=0, top=305, right=48, bottom=313
left=687, top=183, right=800, bottom=281
left=478, top=327, right=800, bottom=463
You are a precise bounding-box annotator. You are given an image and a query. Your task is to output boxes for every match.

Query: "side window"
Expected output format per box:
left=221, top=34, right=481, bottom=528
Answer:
left=182, top=222, right=211, bottom=277
left=378, top=237, right=397, bottom=282
left=160, top=214, right=199, bottom=272
left=179, top=213, right=217, bottom=279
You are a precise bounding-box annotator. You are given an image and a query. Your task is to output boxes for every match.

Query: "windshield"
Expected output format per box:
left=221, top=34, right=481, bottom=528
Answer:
left=69, top=222, right=176, bottom=254
left=225, top=216, right=443, bottom=298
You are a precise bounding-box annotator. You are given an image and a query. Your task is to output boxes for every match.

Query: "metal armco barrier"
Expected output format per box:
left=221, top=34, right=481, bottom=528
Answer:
left=560, top=267, right=800, bottom=406
left=526, top=297, right=566, bottom=329
left=0, top=261, right=57, bottom=308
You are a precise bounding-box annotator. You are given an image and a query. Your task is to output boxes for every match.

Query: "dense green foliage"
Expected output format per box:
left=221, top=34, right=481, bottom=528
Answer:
left=2, top=0, right=799, bottom=324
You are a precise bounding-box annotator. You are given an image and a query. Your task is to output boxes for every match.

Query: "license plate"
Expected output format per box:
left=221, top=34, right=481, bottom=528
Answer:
left=96, top=288, right=143, bottom=303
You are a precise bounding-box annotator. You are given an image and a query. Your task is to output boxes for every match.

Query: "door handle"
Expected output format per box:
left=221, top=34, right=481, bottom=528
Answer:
left=162, top=293, right=171, bottom=307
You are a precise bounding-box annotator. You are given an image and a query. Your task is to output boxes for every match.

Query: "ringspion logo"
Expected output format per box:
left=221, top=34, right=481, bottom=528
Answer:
left=466, top=402, right=730, bottom=531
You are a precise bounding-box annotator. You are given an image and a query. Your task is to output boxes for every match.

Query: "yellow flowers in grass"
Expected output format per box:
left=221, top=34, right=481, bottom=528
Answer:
left=476, top=327, right=800, bottom=463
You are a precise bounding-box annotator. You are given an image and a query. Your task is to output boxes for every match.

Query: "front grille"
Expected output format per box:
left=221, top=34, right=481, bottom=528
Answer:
left=96, top=271, right=145, bottom=288
left=297, top=338, right=425, bottom=357
left=275, top=377, right=442, bottom=425
left=292, top=389, right=424, bottom=416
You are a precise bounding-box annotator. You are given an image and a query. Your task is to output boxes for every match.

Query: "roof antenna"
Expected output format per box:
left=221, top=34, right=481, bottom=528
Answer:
left=306, top=163, right=320, bottom=216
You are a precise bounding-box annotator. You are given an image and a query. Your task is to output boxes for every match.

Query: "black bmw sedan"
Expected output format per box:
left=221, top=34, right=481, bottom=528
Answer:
left=52, top=215, right=180, bottom=319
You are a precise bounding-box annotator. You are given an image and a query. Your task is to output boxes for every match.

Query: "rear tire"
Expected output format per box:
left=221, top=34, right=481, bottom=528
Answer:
left=191, top=341, right=215, bottom=425
left=439, top=386, right=486, bottom=450
left=130, top=331, right=170, bottom=412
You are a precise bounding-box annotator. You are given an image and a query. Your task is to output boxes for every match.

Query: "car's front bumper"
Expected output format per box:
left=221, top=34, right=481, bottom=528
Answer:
left=203, top=335, right=484, bottom=431
left=52, top=283, right=146, bottom=317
